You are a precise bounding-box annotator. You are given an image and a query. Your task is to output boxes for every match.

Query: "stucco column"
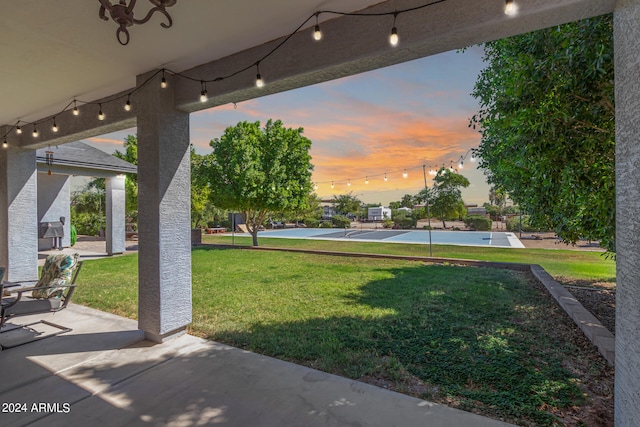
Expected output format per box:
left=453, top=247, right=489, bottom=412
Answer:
left=106, top=175, right=126, bottom=255
left=136, top=71, right=192, bottom=342
left=615, top=0, right=640, bottom=425
left=0, top=146, right=39, bottom=282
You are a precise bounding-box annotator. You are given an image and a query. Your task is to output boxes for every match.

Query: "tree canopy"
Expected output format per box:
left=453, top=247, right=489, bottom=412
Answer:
left=332, top=192, right=362, bottom=217
left=429, top=168, right=470, bottom=228
left=469, top=15, right=615, bottom=251
left=204, top=119, right=314, bottom=246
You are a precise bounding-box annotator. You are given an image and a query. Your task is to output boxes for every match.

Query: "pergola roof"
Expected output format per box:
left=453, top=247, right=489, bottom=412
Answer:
left=35, top=141, right=136, bottom=177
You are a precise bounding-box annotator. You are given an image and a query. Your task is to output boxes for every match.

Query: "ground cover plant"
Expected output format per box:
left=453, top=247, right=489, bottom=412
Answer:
left=74, top=248, right=613, bottom=426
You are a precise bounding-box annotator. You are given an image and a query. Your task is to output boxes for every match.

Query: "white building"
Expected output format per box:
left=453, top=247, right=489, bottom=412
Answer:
left=368, top=207, right=391, bottom=221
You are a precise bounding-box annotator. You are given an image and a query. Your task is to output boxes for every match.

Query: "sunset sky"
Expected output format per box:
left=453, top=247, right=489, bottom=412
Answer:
left=89, top=47, right=491, bottom=206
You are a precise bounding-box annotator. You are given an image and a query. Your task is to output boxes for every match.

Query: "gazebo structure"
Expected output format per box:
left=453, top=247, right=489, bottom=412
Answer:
left=35, top=141, right=136, bottom=254
left=0, top=1, right=638, bottom=424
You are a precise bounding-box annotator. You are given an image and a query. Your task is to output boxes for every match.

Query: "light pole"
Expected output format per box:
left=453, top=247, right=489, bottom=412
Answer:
left=422, top=165, right=433, bottom=257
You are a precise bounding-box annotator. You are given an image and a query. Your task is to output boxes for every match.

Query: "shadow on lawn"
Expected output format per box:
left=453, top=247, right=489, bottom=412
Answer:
left=206, top=262, right=604, bottom=426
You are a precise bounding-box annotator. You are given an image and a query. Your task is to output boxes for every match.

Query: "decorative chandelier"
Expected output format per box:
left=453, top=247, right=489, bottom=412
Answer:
left=98, top=0, right=178, bottom=46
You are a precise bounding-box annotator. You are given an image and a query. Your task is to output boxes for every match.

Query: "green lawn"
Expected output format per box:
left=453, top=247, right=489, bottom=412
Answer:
left=202, top=234, right=616, bottom=282
left=74, top=247, right=613, bottom=426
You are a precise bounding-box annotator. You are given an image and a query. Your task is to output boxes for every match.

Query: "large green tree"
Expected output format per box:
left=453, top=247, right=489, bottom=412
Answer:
left=205, top=119, right=314, bottom=246
left=332, top=192, right=362, bottom=217
left=469, top=15, right=615, bottom=251
left=430, top=168, right=470, bottom=228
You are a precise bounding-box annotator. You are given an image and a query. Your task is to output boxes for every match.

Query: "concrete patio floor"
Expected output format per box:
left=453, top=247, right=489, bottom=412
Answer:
left=0, top=304, right=515, bottom=427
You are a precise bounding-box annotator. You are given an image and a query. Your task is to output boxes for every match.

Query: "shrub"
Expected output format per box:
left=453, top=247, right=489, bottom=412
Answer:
left=464, top=215, right=492, bottom=231
left=304, top=217, right=319, bottom=228
left=392, top=211, right=416, bottom=229
left=506, top=215, right=547, bottom=232
left=331, top=215, right=351, bottom=229
left=383, top=219, right=394, bottom=229
left=320, top=220, right=333, bottom=228
left=70, top=224, right=77, bottom=246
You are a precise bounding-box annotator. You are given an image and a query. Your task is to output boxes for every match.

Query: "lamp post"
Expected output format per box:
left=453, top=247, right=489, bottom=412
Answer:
left=422, top=165, right=433, bottom=257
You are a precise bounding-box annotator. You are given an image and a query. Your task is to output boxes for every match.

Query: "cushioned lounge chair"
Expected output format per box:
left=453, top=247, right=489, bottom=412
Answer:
left=1, top=253, right=82, bottom=349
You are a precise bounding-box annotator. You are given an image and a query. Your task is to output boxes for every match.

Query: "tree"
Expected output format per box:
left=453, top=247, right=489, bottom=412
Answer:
left=113, top=135, right=139, bottom=216
left=430, top=168, right=470, bottom=228
left=190, top=147, right=212, bottom=228
left=469, top=15, right=615, bottom=252
left=388, top=201, right=401, bottom=210
left=400, top=194, right=416, bottom=208
left=332, top=192, right=362, bottom=217
left=205, top=120, right=314, bottom=246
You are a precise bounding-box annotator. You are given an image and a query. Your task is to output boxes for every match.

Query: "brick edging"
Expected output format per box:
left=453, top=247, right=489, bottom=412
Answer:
left=197, top=243, right=615, bottom=365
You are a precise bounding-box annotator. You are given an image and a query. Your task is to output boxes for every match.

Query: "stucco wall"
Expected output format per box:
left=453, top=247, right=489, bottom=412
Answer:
left=37, top=172, right=70, bottom=250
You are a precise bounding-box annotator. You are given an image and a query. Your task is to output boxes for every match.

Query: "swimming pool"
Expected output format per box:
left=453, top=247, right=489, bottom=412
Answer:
left=250, top=228, right=524, bottom=248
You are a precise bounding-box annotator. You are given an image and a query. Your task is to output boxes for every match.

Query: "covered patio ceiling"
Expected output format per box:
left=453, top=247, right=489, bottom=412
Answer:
left=1, top=0, right=616, bottom=148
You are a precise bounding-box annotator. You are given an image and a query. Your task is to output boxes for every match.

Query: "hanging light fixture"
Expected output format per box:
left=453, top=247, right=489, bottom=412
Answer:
left=73, top=100, right=80, bottom=116
left=200, top=81, right=208, bottom=102
left=384, top=173, right=388, bottom=182
left=255, top=62, right=264, bottom=88
left=98, top=0, right=178, bottom=46
left=504, top=0, right=518, bottom=16
left=32, top=124, right=39, bottom=138
left=365, top=177, right=369, bottom=184
left=98, top=104, right=105, bottom=120
left=45, top=150, right=54, bottom=175
left=403, top=169, right=408, bottom=178
left=52, top=117, right=59, bottom=133
left=389, top=12, right=399, bottom=46
left=313, top=12, right=322, bottom=41
left=347, top=179, right=351, bottom=187
left=124, top=95, right=132, bottom=111
left=16, top=125, right=22, bottom=135
left=161, top=70, right=168, bottom=88
left=2, top=138, right=8, bottom=148
left=331, top=181, right=334, bottom=189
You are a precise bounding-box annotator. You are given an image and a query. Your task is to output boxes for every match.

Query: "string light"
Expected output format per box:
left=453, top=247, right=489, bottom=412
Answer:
left=403, top=169, right=408, bottom=178
left=365, top=177, right=369, bottom=184
left=2, top=138, right=7, bottom=148
left=52, top=117, right=59, bottom=133
left=331, top=181, right=334, bottom=189
left=504, top=0, right=518, bottom=16
left=200, top=82, right=208, bottom=102
left=384, top=173, right=388, bottom=182
left=347, top=179, right=351, bottom=186
left=161, top=70, right=168, bottom=89
left=389, top=12, right=399, bottom=46
left=32, top=124, right=38, bottom=138
left=313, top=13, right=322, bottom=41
left=255, top=63, right=264, bottom=88
left=2, top=1, right=464, bottom=143
left=314, top=183, right=318, bottom=190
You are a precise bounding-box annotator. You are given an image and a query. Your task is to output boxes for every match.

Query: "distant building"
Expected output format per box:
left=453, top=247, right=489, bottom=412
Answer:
left=368, top=206, right=391, bottom=221
left=397, top=207, right=412, bottom=214
left=322, top=205, right=336, bottom=220
left=467, top=206, right=487, bottom=216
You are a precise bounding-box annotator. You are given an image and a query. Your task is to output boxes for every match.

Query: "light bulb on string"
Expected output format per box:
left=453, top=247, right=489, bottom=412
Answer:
left=504, top=0, right=518, bottom=16
left=313, top=13, right=322, bottom=41
left=403, top=169, right=408, bottom=178
left=389, top=12, right=399, bottom=46
left=52, top=117, right=59, bottom=133
left=314, top=183, right=318, bottom=190
left=470, top=152, right=477, bottom=162
left=200, top=82, right=208, bottom=102
left=161, top=70, right=168, bottom=89
left=458, top=160, right=464, bottom=169
left=3, top=138, right=8, bottom=148
left=331, top=181, right=334, bottom=189
left=365, top=177, right=369, bottom=184
left=124, top=95, right=132, bottom=111
left=384, top=173, right=388, bottom=182
left=255, top=63, right=264, bottom=88
left=98, top=104, right=105, bottom=121
left=73, top=100, right=79, bottom=116
left=16, top=125, right=22, bottom=135
left=32, top=125, right=38, bottom=138
left=347, top=179, right=351, bottom=187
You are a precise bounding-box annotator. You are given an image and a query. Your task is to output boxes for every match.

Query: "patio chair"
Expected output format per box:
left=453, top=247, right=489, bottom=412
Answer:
left=0, top=253, right=82, bottom=349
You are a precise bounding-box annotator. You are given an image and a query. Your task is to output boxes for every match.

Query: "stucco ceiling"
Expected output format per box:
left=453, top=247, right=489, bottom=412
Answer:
left=0, top=0, right=383, bottom=126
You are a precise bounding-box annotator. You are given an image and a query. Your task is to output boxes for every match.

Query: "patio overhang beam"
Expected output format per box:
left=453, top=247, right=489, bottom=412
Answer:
left=173, top=0, right=616, bottom=114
